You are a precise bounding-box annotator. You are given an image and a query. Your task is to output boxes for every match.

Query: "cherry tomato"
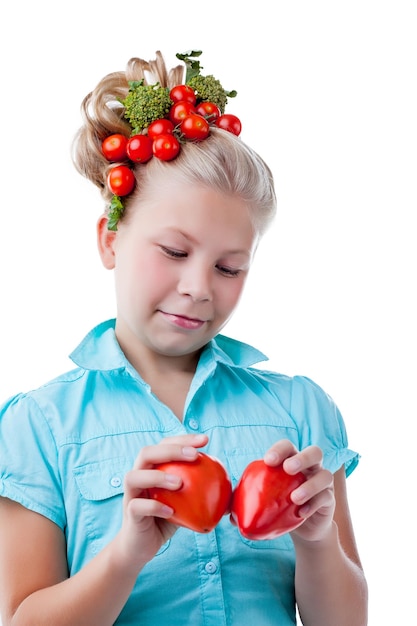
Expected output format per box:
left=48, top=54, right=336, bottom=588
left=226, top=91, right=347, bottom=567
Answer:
left=107, top=165, right=135, bottom=196
left=195, top=101, right=221, bottom=122
left=169, top=101, right=196, bottom=126
left=152, top=133, right=180, bottom=161
left=149, top=453, right=232, bottom=533
left=126, top=134, right=153, bottom=163
left=180, top=114, right=210, bottom=141
left=230, top=460, right=306, bottom=540
left=147, top=118, right=175, bottom=139
left=101, top=134, right=128, bottom=162
left=169, top=84, right=196, bottom=104
left=215, top=113, right=242, bottom=136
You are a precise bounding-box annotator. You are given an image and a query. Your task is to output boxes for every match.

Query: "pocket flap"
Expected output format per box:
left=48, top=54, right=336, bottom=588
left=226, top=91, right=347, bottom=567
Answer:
left=73, top=457, right=131, bottom=501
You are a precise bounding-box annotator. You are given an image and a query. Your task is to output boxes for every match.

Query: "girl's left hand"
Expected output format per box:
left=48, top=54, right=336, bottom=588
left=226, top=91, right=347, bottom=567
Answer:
left=264, top=439, right=335, bottom=542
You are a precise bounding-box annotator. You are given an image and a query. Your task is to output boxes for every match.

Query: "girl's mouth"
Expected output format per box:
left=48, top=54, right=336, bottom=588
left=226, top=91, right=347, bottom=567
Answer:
left=160, top=311, right=206, bottom=330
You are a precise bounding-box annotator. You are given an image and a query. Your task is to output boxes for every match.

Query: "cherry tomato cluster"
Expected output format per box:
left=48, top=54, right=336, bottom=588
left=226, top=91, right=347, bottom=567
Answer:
left=102, top=84, right=242, bottom=197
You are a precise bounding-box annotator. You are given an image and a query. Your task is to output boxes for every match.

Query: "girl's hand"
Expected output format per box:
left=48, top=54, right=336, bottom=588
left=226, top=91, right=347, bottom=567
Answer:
left=264, top=440, right=335, bottom=542
left=117, top=434, right=208, bottom=569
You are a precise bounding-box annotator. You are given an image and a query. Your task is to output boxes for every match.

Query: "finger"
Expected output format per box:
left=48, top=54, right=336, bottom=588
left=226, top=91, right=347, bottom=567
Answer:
left=124, top=468, right=183, bottom=494
left=290, top=468, right=334, bottom=506
left=133, top=435, right=208, bottom=469
left=159, top=433, right=209, bottom=447
left=283, top=445, right=323, bottom=475
left=297, top=487, right=335, bottom=519
left=126, top=494, right=175, bottom=522
left=263, top=439, right=299, bottom=466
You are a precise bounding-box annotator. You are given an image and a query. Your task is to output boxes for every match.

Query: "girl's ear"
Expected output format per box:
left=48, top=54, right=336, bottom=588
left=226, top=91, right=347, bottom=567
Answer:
left=97, top=214, right=117, bottom=269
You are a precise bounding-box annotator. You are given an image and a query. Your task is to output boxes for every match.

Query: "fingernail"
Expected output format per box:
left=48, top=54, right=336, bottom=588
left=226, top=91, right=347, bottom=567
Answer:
left=165, top=473, right=181, bottom=486
left=292, top=487, right=306, bottom=504
left=285, top=458, right=301, bottom=472
left=161, top=504, right=174, bottom=516
left=182, top=446, right=198, bottom=458
left=264, top=451, right=278, bottom=464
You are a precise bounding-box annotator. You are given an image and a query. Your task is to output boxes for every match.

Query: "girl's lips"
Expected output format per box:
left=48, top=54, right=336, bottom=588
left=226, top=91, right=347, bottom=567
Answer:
left=160, top=311, right=206, bottom=330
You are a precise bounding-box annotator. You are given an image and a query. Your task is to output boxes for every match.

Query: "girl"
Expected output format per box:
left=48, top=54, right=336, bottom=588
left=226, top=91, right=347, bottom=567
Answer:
left=0, top=51, right=368, bottom=625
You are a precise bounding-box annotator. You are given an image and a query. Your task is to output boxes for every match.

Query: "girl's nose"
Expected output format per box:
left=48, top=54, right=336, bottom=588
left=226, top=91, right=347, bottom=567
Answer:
left=177, top=263, right=213, bottom=302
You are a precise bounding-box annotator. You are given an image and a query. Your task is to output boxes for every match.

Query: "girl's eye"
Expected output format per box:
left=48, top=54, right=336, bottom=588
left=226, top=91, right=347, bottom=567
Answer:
left=160, top=246, right=241, bottom=276
left=160, top=246, right=187, bottom=258
left=216, top=265, right=241, bottom=277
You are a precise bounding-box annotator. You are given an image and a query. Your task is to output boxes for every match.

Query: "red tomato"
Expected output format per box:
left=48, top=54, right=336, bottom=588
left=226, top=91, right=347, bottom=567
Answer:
left=230, top=460, right=306, bottom=540
left=107, top=165, right=135, bottom=196
left=147, top=118, right=175, bottom=139
left=152, top=133, right=180, bottom=161
left=195, top=101, right=221, bottom=121
left=215, top=113, right=242, bottom=136
left=101, top=134, right=128, bottom=162
left=126, top=134, right=153, bottom=163
left=149, top=452, right=232, bottom=533
left=180, top=114, right=210, bottom=141
left=170, top=84, right=196, bottom=104
left=169, top=101, right=196, bottom=126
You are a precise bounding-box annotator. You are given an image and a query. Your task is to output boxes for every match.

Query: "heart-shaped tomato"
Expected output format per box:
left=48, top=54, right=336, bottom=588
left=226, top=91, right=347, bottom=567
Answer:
left=148, top=452, right=232, bottom=533
left=230, top=460, right=306, bottom=540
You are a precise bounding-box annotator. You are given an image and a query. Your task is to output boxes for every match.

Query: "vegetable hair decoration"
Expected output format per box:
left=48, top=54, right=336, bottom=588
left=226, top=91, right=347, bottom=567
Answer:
left=101, top=50, right=241, bottom=231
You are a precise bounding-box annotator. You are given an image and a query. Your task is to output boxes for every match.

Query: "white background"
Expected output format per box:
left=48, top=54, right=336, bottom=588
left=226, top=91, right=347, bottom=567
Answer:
left=1, top=1, right=416, bottom=624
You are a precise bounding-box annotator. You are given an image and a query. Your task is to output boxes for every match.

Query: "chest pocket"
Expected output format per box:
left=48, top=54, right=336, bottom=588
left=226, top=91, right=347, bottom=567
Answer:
left=73, top=456, right=129, bottom=554
left=73, top=457, right=170, bottom=557
left=74, top=456, right=128, bottom=500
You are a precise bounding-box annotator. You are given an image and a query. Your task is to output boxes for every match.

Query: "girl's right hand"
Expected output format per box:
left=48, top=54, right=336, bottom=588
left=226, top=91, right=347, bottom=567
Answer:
left=115, top=433, right=209, bottom=571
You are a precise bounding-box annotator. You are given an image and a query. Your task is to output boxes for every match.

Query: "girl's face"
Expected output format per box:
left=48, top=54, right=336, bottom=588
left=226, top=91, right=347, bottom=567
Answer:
left=99, top=180, right=258, bottom=365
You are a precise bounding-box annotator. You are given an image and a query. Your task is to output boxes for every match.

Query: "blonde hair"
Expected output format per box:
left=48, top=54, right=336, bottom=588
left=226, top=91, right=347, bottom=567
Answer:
left=72, top=51, right=277, bottom=236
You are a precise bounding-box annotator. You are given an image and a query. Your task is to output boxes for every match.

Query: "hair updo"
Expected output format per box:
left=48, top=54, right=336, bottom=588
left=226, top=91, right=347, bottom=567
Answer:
left=72, top=51, right=277, bottom=236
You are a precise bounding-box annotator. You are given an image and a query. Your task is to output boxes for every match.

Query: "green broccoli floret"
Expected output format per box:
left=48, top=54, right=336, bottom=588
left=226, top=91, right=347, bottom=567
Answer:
left=187, top=74, right=236, bottom=114
left=122, top=80, right=172, bottom=134
left=176, top=50, right=237, bottom=114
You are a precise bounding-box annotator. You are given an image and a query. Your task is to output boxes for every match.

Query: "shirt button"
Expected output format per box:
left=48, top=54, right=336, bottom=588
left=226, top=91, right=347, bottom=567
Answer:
left=110, top=476, right=122, bottom=488
left=205, top=561, right=217, bottom=574
left=188, top=419, right=199, bottom=430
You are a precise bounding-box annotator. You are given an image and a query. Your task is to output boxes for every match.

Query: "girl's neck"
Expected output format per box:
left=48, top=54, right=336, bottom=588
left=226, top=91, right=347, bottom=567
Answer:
left=116, top=331, right=202, bottom=419
left=136, top=356, right=199, bottom=421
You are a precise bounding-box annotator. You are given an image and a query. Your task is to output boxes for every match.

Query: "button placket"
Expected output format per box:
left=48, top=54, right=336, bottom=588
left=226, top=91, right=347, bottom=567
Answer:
left=194, top=532, right=227, bottom=624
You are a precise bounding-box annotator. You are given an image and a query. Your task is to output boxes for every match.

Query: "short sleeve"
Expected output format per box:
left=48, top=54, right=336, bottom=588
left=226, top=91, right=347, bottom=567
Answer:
left=290, top=376, right=359, bottom=476
left=0, top=393, right=66, bottom=528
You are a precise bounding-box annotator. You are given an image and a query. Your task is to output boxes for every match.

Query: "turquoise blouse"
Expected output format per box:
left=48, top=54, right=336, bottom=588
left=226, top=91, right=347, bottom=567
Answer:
left=0, top=319, right=359, bottom=625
